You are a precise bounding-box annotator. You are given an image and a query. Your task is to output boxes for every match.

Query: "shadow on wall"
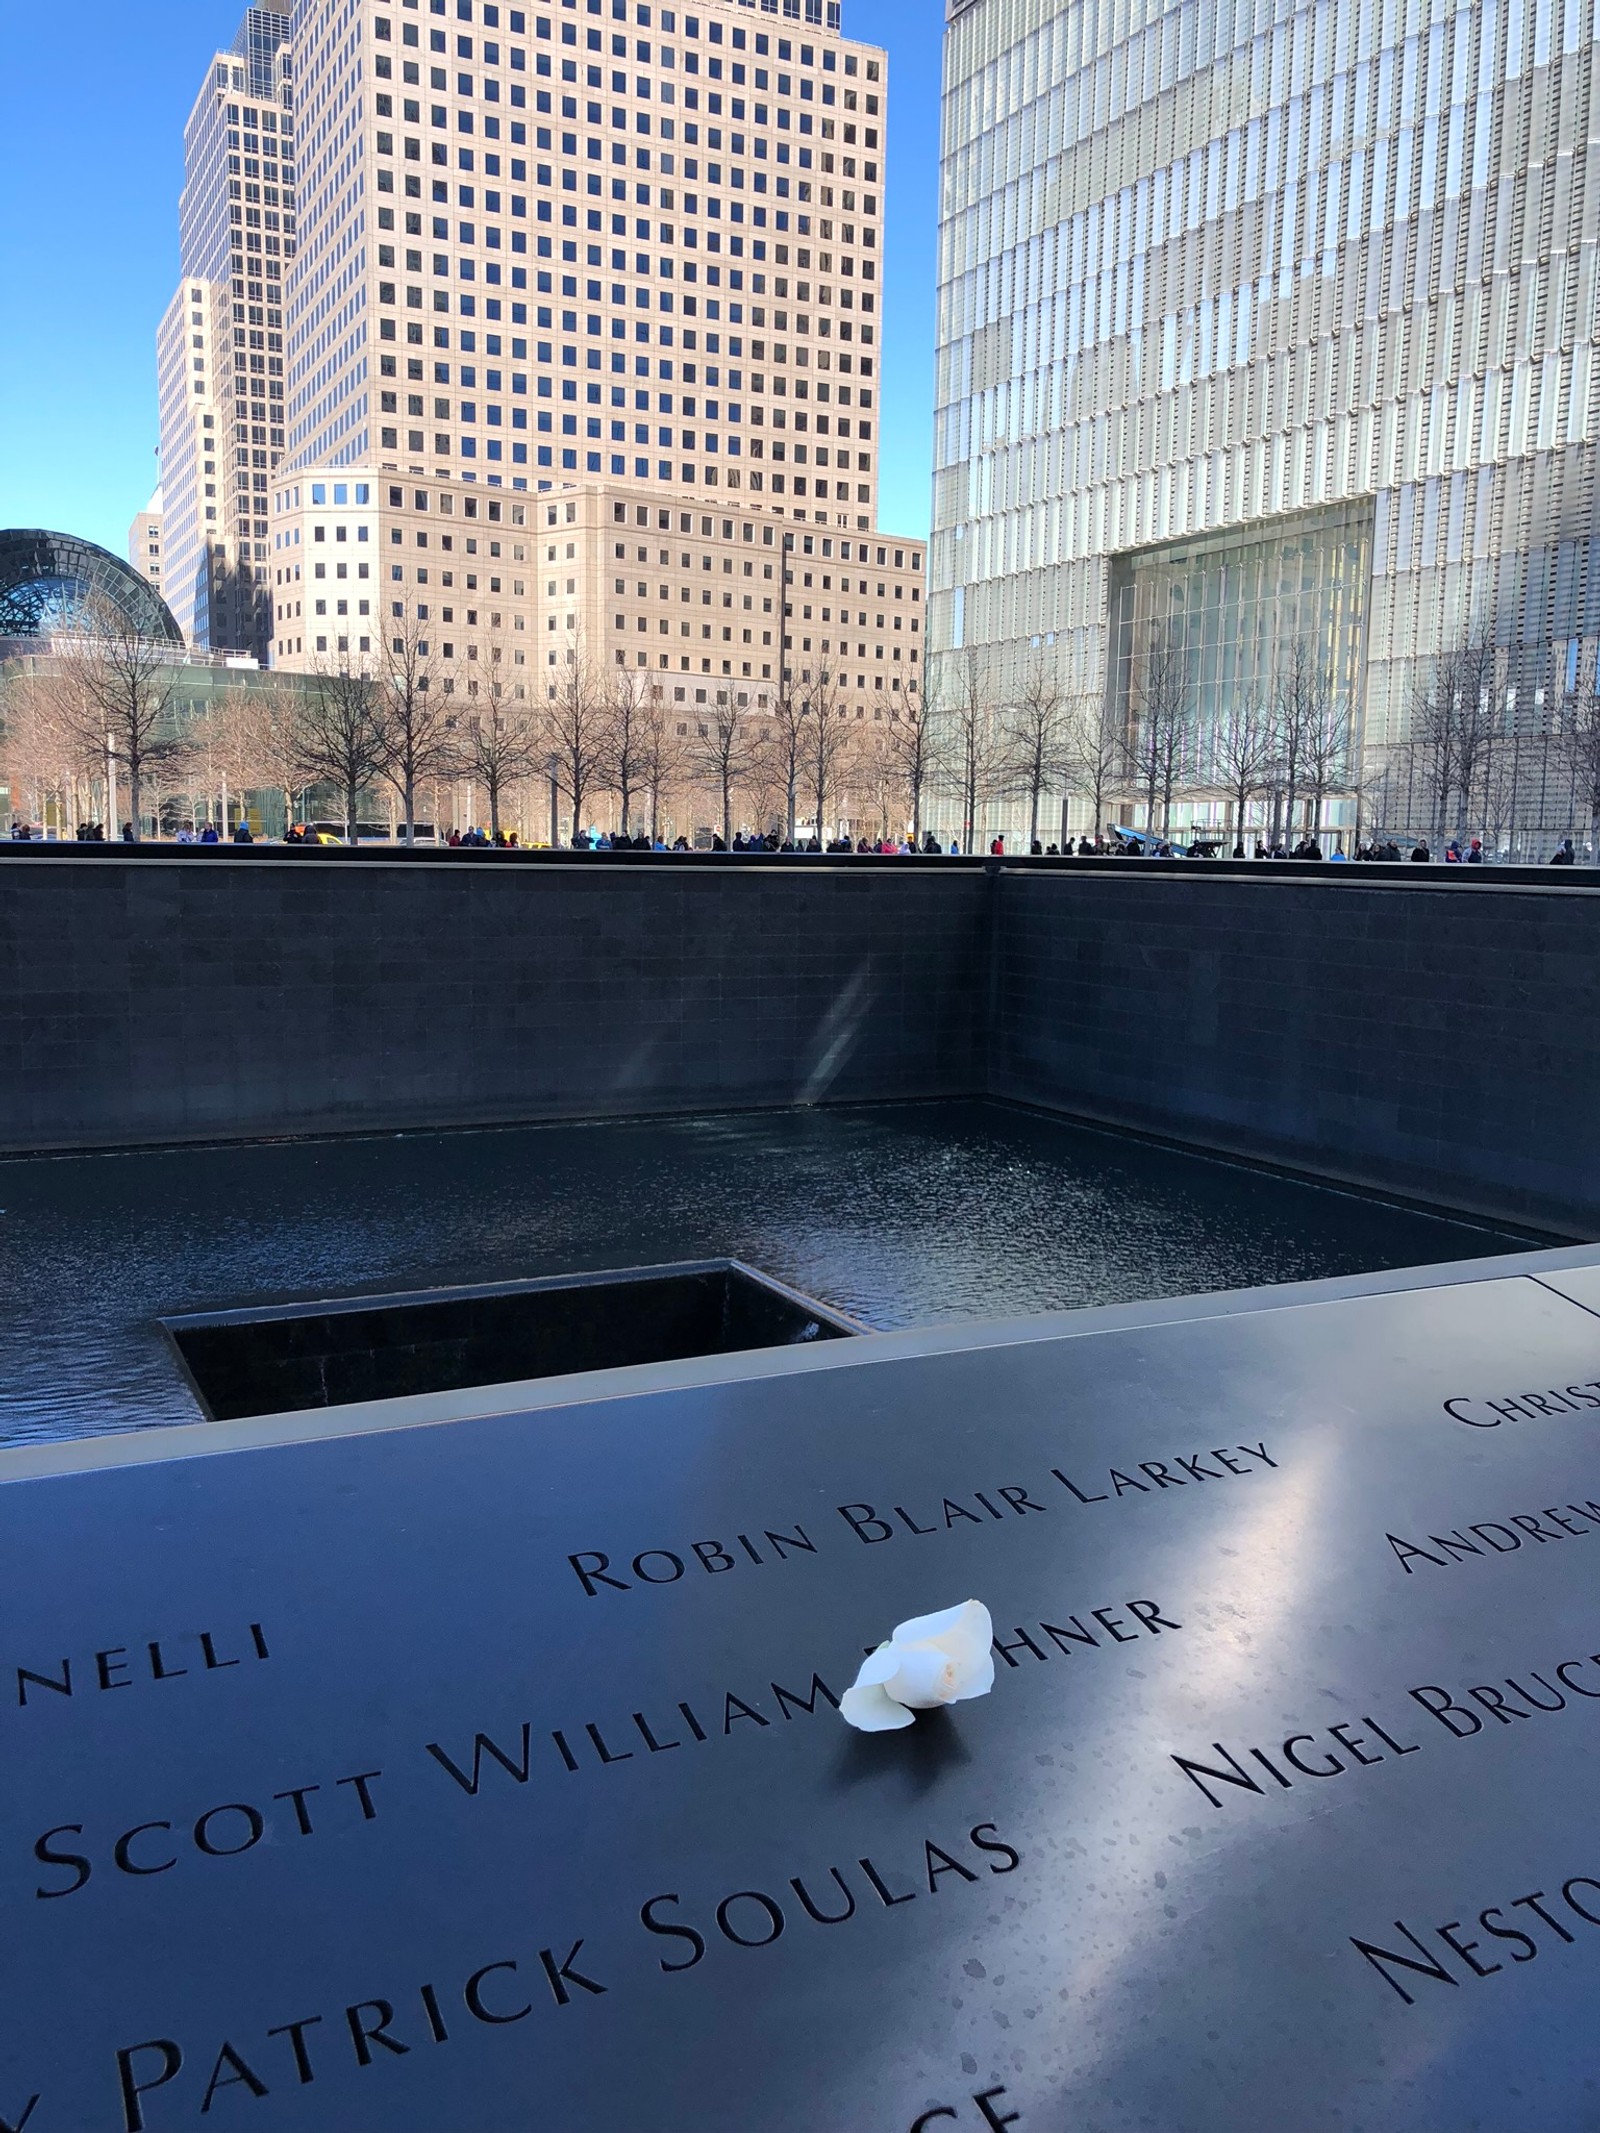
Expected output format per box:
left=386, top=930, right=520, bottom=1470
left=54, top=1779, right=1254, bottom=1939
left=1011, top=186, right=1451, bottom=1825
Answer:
left=2, top=851, right=1598, bottom=1238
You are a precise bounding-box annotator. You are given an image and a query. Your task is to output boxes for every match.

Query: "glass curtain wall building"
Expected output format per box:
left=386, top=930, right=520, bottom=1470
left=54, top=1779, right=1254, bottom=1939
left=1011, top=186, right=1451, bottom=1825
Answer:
left=933, top=0, right=1600, bottom=847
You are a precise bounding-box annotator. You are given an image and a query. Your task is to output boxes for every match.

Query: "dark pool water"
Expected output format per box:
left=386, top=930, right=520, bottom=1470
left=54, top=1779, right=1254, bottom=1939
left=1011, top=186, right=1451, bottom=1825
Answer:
left=0, top=1099, right=1536, bottom=1446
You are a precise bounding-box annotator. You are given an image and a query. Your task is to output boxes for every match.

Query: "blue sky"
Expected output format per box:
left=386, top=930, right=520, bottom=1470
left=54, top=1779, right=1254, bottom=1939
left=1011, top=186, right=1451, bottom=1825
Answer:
left=0, top=0, right=941, bottom=556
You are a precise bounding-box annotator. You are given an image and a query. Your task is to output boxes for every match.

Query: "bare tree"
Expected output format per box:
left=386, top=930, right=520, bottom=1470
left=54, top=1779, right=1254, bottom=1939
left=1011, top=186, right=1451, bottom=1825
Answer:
left=1067, top=688, right=1124, bottom=842
left=463, top=688, right=543, bottom=841
left=543, top=647, right=611, bottom=844
left=1476, top=732, right=1522, bottom=859
left=765, top=676, right=807, bottom=843
left=933, top=647, right=1007, bottom=851
left=686, top=690, right=767, bottom=845
left=742, top=713, right=792, bottom=842
left=1126, top=619, right=1194, bottom=839
left=1366, top=735, right=1430, bottom=850
left=1210, top=688, right=1277, bottom=850
left=1413, top=627, right=1502, bottom=845
left=243, top=681, right=313, bottom=835
left=1002, top=649, right=1072, bottom=847
left=800, top=660, right=856, bottom=845
left=53, top=600, right=184, bottom=839
left=182, top=684, right=270, bottom=834
left=1300, top=684, right=1360, bottom=849
left=601, top=664, right=654, bottom=838
left=635, top=683, right=687, bottom=844
left=878, top=691, right=937, bottom=845
left=848, top=714, right=893, bottom=845
left=295, top=661, right=389, bottom=843
left=378, top=601, right=456, bottom=845
left=0, top=669, right=98, bottom=833
left=1267, top=635, right=1338, bottom=847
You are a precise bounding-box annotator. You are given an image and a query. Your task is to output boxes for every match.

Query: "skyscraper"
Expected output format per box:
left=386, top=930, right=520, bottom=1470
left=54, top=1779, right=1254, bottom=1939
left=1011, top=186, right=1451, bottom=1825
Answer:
left=934, top=0, right=1600, bottom=844
left=255, top=0, right=924, bottom=760
left=157, top=9, right=295, bottom=658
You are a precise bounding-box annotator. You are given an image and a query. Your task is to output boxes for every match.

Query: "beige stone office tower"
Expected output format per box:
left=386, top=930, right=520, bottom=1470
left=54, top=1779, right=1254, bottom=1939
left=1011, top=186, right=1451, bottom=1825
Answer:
left=934, top=0, right=1600, bottom=844
left=127, top=495, right=165, bottom=599
left=157, top=9, right=296, bottom=659
left=263, top=0, right=925, bottom=760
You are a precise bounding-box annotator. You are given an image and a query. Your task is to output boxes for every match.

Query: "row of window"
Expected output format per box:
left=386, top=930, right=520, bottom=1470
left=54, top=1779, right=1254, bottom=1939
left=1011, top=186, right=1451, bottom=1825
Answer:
left=376, top=358, right=850, bottom=390
left=378, top=6, right=860, bottom=73
left=275, top=555, right=525, bottom=588
left=607, top=518, right=919, bottom=568
left=609, top=621, right=919, bottom=663
left=367, top=133, right=878, bottom=192
left=608, top=571, right=918, bottom=613
left=368, top=156, right=871, bottom=215
left=375, top=389, right=871, bottom=429
left=375, top=40, right=878, bottom=100
left=367, top=181, right=871, bottom=230
left=374, top=217, right=873, bottom=260
left=598, top=650, right=917, bottom=694
left=293, top=634, right=524, bottom=673
left=369, top=431, right=871, bottom=477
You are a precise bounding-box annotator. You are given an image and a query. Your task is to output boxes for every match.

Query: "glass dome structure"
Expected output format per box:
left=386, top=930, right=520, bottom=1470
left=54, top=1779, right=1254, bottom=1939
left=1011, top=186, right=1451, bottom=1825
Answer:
left=0, top=529, right=183, bottom=646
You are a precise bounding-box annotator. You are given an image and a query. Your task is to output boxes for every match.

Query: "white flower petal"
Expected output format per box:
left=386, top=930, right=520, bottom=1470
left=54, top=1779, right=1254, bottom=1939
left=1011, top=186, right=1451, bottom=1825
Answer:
left=893, top=1600, right=978, bottom=1645
left=948, top=1648, right=996, bottom=1703
left=840, top=1600, right=997, bottom=1729
left=853, top=1643, right=898, bottom=1689
left=840, top=1679, right=917, bottom=1731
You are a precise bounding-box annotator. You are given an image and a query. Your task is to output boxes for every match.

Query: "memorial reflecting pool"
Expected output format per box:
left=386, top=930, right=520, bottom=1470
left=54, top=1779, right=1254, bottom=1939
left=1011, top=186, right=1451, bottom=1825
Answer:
left=0, top=1098, right=1538, bottom=1447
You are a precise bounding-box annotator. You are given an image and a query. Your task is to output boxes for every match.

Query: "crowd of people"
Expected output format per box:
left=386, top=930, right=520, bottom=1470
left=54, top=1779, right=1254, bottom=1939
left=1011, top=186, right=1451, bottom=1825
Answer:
left=8, top=816, right=1589, bottom=863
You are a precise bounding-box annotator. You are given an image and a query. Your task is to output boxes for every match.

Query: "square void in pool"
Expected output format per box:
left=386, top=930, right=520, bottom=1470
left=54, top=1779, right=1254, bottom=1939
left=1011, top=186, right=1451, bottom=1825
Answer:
left=161, top=1258, right=861, bottom=1420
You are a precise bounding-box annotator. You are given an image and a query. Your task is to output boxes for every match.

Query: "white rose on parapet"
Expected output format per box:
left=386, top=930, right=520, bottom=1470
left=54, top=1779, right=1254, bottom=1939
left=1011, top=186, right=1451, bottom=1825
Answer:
left=839, top=1599, right=996, bottom=1732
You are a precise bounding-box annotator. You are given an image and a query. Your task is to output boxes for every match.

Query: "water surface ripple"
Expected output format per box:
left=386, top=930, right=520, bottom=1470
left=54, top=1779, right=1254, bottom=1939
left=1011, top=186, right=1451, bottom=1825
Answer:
left=0, top=1100, right=1533, bottom=1446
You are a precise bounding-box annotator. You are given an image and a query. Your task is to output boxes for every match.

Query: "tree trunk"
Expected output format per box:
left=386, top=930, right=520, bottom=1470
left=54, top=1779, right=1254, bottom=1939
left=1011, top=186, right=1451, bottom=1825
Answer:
left=721, top=768, right=732, bottom=845
left=346, top=781, right=360, bottom=846
left=404, top=771, right=416, bottom=847
left=127, top=758, right=142, bottom=842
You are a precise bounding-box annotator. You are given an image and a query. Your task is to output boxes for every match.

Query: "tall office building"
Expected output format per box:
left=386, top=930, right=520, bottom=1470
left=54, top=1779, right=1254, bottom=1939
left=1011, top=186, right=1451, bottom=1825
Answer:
left=255, top=0, right=923, bottom=753
left=157, top=8, right=295, bottom=658
left=934, top=0, right=1600, bottom=836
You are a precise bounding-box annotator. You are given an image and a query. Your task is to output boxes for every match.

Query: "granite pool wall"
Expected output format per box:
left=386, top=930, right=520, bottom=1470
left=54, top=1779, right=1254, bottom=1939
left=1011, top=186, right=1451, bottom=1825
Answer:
left=3, top=848, right=1595, bottom=1235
